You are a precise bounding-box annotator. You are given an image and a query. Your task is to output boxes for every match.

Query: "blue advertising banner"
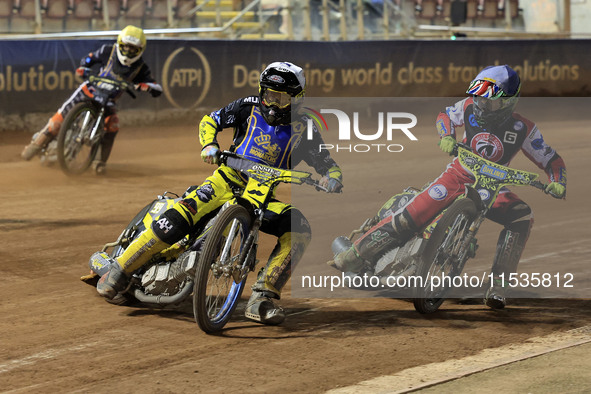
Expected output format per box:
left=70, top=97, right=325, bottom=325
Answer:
left=0, top=39, right=590, bottom=115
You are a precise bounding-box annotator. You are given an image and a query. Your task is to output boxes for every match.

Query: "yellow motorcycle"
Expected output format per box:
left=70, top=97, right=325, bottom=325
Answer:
left=83, top=151, right=327, bottom=333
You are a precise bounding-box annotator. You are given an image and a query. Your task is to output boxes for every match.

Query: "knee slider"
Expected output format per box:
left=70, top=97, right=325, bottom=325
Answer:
left=151, top=209, right=191, bottom=245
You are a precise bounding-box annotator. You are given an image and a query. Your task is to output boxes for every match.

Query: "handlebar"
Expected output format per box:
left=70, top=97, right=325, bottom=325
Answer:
left=87, top=74, right=136, bottom=99
left=451, top=141, right=549, bottom=193
left=529, top=180, right=548, bottom=192
left=217, top=150, right=233, bottom=166
left=218, top=151, right=333, bottom=193
left=451, top=141, right=472, bottom=156
left=303, top=177, right=330, bottom=193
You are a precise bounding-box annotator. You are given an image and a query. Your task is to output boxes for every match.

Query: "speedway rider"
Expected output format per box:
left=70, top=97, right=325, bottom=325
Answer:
left=96, top=62, right=343, bottom=325
left=21, top=25, right=162, bottom=174
left=332, top=65, right=566, bottom=309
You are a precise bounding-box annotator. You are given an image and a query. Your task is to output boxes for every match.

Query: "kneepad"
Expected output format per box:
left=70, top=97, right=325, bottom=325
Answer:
left=290, top=209, right=311, bottom=236
left=151, top=209, right=191, bottom=245
left=261, top=207, right=311, bottom=238
left=105, top=114, right=119, bottom=133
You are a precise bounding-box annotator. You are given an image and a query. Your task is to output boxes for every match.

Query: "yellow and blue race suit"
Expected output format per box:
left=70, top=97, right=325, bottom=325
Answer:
left=115, top=96, right=342, bottom=297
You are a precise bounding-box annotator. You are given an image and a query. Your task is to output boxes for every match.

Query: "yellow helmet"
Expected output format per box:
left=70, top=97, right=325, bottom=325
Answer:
left=116, top=25, right=146, bottom=66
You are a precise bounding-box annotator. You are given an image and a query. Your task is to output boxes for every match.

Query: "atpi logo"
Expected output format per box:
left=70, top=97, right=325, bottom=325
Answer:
left=162, top=47, right=211, bottom=109
left=304, top=107, right=418, bottom=153
left=428, top=184, right=448, bottom=201
left=478, top=189, right=491, bottom=201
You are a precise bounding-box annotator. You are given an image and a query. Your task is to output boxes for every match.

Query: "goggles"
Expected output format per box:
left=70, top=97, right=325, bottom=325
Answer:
left=467, top=80, right=504, bottom=99
left=262, top=88, right=292, bottom=109
left=119, top=43, right=142, bottom=57
left=473, top=95, right=516, bottom=112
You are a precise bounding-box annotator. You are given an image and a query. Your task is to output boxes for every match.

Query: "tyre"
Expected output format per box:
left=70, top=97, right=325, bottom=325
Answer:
left=193, top=204, right=252, bottom=333
left=413, top=198, right=477, bottom=313
left=57, top=102, right=102, bottom=175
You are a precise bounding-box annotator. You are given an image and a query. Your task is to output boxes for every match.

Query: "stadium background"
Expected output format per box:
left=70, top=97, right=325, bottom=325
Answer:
left=1, top=0, right=591, bottom=392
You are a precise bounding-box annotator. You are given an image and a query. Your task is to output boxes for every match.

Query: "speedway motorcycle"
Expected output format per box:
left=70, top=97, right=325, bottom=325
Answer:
left=82, top=151, right=327, bottom=333
left=56, top=73, right=155, bottom=175
left=330, top=143, right=550, bottom=313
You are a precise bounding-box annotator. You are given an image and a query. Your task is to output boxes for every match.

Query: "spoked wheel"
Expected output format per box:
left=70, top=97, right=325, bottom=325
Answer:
left=57, top=102, right=102, bottom=175
left=193, top=204, right=252, bottom=333
left=413, top=198, right=477, bottom=313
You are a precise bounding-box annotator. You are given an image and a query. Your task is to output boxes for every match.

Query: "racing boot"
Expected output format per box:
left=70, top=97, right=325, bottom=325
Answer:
left=484, top=277, right=506, bottom=309
left=331, top=210, right=417, bottom=273
left=92, top=130, right=117, bottom=175
left=245, top=230, right=311, bottom=325
left=245, top=290, right=285, bottom=325
left=484, top=223, right=530, bottom=309
left=96, top=261, right=128, bottom=299
left=21, top=114, right=63, bottom=160
left=21, top=131, right=52, bottom=160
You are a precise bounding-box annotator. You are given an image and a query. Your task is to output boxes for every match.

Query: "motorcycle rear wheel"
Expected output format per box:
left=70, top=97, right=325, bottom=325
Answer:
left=413, top=198, right=477, bottom=313
left=193, top=204, right=251, bottom=333
left=57, top=102, right=102, bottom=175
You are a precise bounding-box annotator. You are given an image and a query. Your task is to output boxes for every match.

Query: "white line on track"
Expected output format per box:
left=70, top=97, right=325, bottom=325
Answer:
left=326, top=325, right=591, bottom=394
left=0, top=341, right=101, bottom=374
left=519, top=238, right=589, bottom=264
left=290, top=307, right=324, bottom=316
left=534, top=217, right=588, bottom=230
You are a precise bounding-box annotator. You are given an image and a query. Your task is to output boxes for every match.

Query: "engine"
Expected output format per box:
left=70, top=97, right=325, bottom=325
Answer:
left=141, top=251, right=198, bottom=295
left=374, top=237, right=424, bottom=285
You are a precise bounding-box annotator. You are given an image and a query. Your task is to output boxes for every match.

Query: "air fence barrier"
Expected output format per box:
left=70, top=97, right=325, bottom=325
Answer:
left=0, top=38, right=590, bottom=130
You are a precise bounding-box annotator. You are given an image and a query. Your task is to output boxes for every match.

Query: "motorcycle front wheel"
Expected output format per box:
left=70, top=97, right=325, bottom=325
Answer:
left=57, top=102, right=102, bottom=175
left=413, top=198, right=477, bottom=313
left=193, top=204, right=252, bottom=333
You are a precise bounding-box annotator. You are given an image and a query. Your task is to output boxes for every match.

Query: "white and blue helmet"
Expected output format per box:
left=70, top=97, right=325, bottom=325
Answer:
left=467, top=65, right=521, bottom=127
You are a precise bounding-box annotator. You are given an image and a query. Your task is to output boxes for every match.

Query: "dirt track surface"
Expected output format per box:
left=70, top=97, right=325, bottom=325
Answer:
left=1, top=122, right=590, bottom=393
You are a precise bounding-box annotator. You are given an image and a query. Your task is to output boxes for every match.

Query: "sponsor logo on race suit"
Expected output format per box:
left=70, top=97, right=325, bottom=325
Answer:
left=428, top=184, right=448, bottom=201
left=234, top=107, right=303, bottom=169
left=471, top=132, right=504, bottom=162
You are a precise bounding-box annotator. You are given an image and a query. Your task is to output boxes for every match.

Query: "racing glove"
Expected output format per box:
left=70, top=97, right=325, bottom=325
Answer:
left=201, top=145, right=220, bottom=165
left=135, top=82, right=163, bottom=98
left=438, top=136, right=456, bottom=154
left=321, top=166, right=343, bottom=193
left=136, top=82, right=150, bottom=91
left=76, top=67, right=91, bottom=78
left=545, top=182, right=566, bottom=199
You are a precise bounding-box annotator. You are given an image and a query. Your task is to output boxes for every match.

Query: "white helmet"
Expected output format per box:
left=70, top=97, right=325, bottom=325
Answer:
left=258, top=62, right=306, bottom=126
